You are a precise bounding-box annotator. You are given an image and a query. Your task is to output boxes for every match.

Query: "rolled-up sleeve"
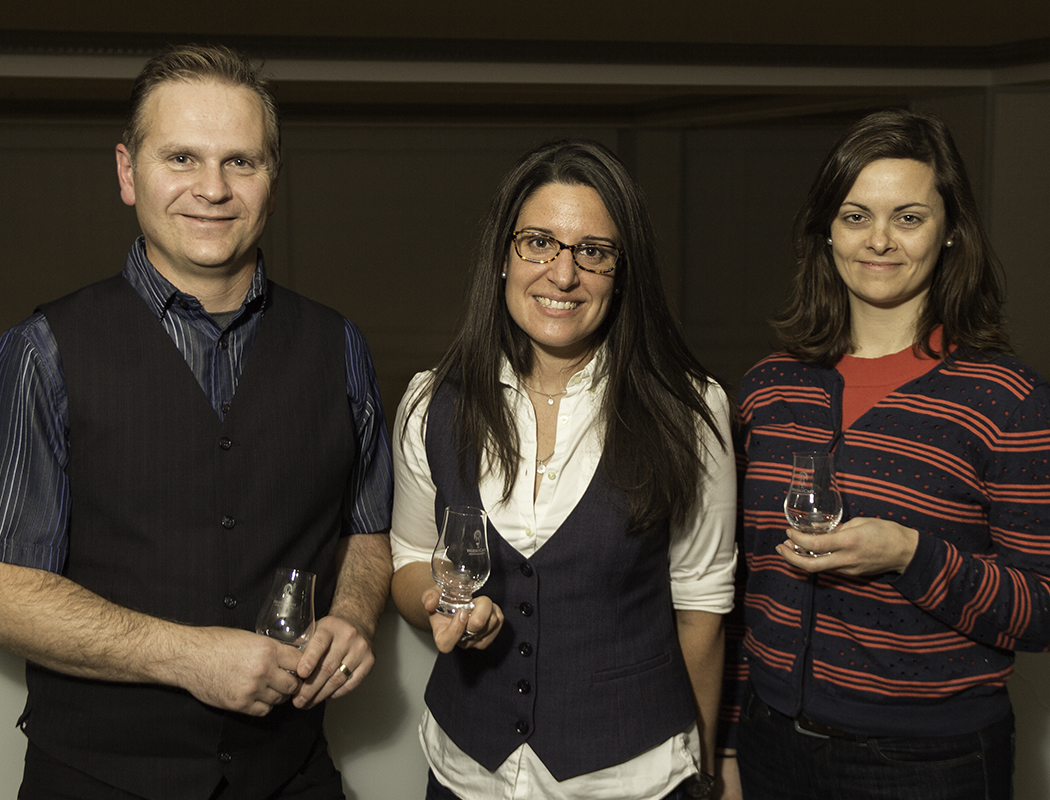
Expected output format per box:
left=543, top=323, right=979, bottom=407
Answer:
left=668, top=381, right=737, bottom=613
left=390, top=371, right=440, bottom=571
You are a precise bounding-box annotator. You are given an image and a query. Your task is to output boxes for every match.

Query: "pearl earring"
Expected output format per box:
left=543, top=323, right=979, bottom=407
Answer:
left=945, top=240, right=954, bottom=248
left=501, top=271, right=507, bottom=279
left=826, top=237, right=833, bottom=246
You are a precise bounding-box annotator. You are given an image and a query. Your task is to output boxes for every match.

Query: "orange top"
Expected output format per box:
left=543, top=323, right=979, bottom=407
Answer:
left=836, top=328, right=944, bottom=430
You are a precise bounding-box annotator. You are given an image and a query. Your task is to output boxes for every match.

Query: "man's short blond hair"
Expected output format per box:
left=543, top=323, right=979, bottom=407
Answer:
left=123, top=43, right=280, bottom=170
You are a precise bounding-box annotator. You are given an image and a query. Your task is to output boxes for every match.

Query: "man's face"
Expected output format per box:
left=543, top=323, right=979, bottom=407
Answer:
left=116, top=79, right=278, bottom=288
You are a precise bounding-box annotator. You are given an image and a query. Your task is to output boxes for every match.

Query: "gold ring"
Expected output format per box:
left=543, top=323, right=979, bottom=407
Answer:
left=338, top=663, right=353, bottom=679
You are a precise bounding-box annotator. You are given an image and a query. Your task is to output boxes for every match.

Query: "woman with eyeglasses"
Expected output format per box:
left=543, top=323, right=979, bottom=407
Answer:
left=390, top=139, right=736, bottom=800
left=719, top=109, right=1050, bottom=799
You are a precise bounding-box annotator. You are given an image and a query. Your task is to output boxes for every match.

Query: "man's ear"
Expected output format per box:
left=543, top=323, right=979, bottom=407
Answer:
left=115, top=144, right=136, bottom=207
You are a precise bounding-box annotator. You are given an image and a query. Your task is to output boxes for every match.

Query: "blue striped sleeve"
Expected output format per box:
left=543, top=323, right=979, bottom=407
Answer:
left=0, top=313, right=70, bottom=572
left=342, top=318, right=393, bottom=535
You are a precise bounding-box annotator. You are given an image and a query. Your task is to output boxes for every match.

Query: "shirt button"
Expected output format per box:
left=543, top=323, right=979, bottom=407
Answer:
left=223, top=595, right=237, bottom=609
left=220, top=402, right=231, bottom=414
left=515, top=720, right=530, bottom=735
left=519, top=563, right=533, bottom=578
left=546, top=470, right=557, bottom=480
left=559, top=416, right=568, bottom=425
left=518, top=602, right=533, bottom=617
left=570, top=375, right=581, bottom=385
left=219, top=338, right=229, bottom=350
left=524, top=527, right=533, bottom=537
left=517, top=679, right=532, bottom=694
left=221, top=516, right=236, bottom=530
left=518, top=642, right=533, bottom=657
left=219, top=437, right=232, bottom=450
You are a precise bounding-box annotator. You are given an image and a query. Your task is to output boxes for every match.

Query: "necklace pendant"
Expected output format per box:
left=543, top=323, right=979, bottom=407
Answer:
left=547, top=396, right=555, bottom=405
left=536, top=463, right=547, bottom=474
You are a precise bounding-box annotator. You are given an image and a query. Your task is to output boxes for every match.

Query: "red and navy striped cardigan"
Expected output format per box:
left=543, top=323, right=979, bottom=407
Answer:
left=721, top=350, right=1050, bottom=746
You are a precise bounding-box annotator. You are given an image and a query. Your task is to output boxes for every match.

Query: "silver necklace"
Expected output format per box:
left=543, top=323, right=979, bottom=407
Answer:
left=520, top=379, right=567, bottom=406
left=536, top=449, right=555, bottom=474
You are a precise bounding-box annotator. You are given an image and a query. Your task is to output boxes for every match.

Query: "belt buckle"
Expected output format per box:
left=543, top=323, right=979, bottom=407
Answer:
left=793, top=717, right=831, bottom=739
left=793, top=715, right=859, bottom=740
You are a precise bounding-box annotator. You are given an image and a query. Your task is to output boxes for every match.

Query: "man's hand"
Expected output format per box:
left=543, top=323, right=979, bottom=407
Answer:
left=168, top=626, right=303, bottom=717
left=292, top=614, right=375, bottom=709
left=779, top=517, right=920, bottom=576
left=421, top=587, right=504, bottom=653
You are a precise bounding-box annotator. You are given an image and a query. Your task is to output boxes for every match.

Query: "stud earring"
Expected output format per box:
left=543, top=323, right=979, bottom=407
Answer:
left=501, top=271, right=507, bottom=279
left=945, top=240, right=954, bottom=248
left=826, top=237, right=833, bottom=245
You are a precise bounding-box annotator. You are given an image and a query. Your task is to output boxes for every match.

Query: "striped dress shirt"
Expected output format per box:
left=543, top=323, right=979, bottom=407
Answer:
left=0, top=237, right=392, bottom=574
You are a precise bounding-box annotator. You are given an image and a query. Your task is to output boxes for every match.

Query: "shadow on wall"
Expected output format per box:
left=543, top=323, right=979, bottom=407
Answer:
left=1011, top=653, right=1050, bottom=798
left=325, top=604, right=435, bottom=799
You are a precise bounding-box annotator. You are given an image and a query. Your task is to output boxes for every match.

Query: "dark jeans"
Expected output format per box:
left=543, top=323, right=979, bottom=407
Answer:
left=19, top=739, right=345, bottom=800
left=426, top=768, right=702, bottom=800
left=737, top=683, right=1014, bottom=800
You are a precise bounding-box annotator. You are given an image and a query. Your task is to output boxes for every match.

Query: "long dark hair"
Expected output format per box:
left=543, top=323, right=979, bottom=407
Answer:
left=408, top=139, right=725, bottom=535
left=775, top=109, right=1010, bottom=366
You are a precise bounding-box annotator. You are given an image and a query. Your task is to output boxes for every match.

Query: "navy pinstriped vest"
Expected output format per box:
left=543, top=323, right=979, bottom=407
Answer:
left=25, top=276, right=354, bottom=799
left=423, top=381, right=696, bottom=781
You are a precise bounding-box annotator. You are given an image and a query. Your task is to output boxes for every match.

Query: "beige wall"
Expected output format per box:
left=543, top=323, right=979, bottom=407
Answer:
left=0, top=86, right=1048, bottom=796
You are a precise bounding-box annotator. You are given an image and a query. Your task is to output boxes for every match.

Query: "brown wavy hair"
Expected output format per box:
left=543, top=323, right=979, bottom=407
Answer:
left=775, top=109, right=1010, bottom=366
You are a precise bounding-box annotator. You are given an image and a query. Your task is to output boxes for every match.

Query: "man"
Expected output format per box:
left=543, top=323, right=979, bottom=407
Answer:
left=0, top=44, right=393, bottom=799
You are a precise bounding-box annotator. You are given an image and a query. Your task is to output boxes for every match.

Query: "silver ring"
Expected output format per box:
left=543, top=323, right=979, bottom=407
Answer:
left=338, top=663, right=353, bottom=679
left=459, top=629, right=477, bottom=642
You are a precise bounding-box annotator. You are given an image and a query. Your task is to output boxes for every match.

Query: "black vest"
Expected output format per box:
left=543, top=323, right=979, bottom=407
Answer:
left=422, top=382, right=696, bottom=781
left=25, top=276, right=355, bottom=799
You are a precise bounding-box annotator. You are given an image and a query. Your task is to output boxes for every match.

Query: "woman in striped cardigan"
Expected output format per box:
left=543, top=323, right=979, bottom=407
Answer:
left=721, top=109, right=1050, bottom=800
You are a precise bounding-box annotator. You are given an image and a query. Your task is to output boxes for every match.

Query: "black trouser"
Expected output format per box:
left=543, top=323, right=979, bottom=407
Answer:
left=19, top=739, right=345, bottom=800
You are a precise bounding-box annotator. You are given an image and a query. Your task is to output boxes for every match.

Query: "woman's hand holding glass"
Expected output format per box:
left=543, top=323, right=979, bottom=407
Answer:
left=780, top=516, right=921, bottom=576
left=421, top=587, right=505, bottom=653
left=424, top=505, right=503, bottom=651
left=781, top=453, right=922, bottom=574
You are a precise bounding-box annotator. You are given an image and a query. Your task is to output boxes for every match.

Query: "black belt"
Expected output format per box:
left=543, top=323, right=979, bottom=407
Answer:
left=792, top=714, right=862, bottom=741
left=753, top=684, right=864, bottom=741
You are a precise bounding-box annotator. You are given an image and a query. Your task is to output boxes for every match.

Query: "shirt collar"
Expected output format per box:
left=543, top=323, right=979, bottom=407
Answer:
left=121, top=235, right=269, bottom=319
left=500, top=343, right=609, bottom=396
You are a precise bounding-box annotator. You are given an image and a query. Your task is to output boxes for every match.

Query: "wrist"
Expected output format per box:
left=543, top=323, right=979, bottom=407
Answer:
left=682, top=771, right=716, bottom=798
left=326, top=609, right=377, bottom=647
left=896, top=526, right=921, bottom=574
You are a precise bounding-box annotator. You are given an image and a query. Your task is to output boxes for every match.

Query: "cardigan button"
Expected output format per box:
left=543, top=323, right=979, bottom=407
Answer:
left=517, top=679, right=531, bottom=694
left=219, top=437, right=232, bottom=450
left=518, top=602, right=533, bottom=617
left=515, top=720, right=530, bottom=735
left=221, top=516, right=236, bottom=529
left=519, top=562, right=533, bottom=578
left=518, top=642, right=533, bottom=657
left=219, top=752, right=232, bottom=764
left=223, top=595, right=237, bottom=609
